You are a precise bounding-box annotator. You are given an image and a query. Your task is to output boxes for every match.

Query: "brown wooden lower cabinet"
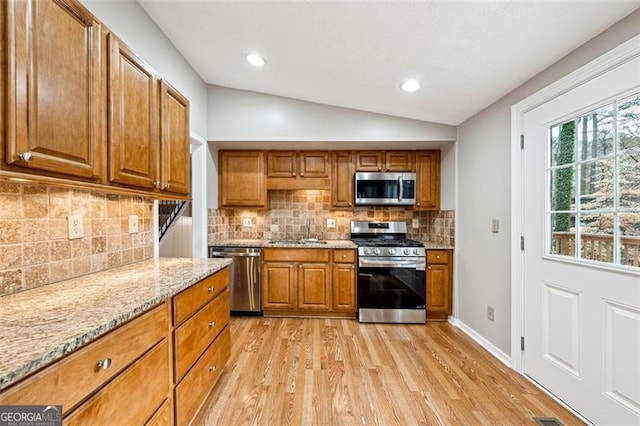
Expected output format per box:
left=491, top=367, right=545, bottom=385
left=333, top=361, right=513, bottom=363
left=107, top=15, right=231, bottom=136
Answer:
left=262, top=248, right=356, bottom=317
left=426, top=250, right=453, bottom=321
left=0, top=266, right=232, bottom=426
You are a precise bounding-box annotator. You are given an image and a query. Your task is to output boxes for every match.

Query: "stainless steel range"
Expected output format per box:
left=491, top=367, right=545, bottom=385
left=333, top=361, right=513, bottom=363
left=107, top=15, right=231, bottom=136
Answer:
left=351, top=221, right=426, bottom=324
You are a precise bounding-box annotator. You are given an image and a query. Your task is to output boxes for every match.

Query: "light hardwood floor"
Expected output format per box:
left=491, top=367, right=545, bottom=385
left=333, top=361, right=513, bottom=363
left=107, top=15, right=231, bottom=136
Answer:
left=195, top=317, right=582, bottom=425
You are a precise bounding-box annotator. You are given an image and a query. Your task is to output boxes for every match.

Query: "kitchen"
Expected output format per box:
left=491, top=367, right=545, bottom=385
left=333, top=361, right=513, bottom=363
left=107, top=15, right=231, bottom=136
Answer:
left=1, top=1, right=639, bottom=425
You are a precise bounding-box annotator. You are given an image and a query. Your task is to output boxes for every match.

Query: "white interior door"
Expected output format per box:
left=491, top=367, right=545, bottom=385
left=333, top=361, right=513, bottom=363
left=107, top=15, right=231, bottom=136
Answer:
left=523, top=56, right=640, bottom=425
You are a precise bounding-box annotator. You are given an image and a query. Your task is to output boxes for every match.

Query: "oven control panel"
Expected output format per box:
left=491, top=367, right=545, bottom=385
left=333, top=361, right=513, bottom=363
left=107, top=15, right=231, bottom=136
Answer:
left=358, top=247, right=425, bottom=257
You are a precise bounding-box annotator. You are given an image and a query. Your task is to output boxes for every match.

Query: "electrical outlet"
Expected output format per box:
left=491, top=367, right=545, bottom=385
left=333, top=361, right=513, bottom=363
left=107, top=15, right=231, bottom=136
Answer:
left=128, top=215, right=139, bottom=234
left=491, top=219, right=500, bottom=234
left=412, top=218, right=420, bottom=229
left=243, top=218, right=252, bottom=227
left=67, top=215, right=83, bottom=240
left=487, top=306, right=495, bottom=321
left=326, top=218, right=336, bottom=228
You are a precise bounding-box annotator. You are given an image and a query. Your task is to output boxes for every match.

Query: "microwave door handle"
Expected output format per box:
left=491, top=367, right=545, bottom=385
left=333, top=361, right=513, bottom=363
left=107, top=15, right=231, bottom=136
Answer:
left=398, top=176, right=403, bottom=201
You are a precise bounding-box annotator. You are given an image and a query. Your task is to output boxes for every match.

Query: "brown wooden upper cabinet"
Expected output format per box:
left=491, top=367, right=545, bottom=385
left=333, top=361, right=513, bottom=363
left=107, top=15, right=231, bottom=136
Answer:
left=355, top=151, right=414, bottom=172
left=159, top=81, right=190, bottom=195
left=331, top=151, right=354, bottom=208
left=108, top=35, right=190, bottom=196
left=219, top=151, right=267, bottom=208
left=3, top=0, right=103, bottom=180
left=415, top=150, right=441, bottom=210
left=266, top=151, right=330, bottom=190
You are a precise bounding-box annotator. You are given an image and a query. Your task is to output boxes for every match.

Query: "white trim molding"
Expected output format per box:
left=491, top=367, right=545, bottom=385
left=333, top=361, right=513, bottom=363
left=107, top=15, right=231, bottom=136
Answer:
left=449, top=317, right=512, bottom=368
left=510, top=34, right=640, bottom=373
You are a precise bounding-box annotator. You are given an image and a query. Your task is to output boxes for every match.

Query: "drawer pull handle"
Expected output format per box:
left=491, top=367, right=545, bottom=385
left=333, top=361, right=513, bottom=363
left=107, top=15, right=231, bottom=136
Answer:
left=208, top=321, right=216, bottom=328
left=19, top=152, right=33, bottom=162
left=209, top=365, right=216, bottom=373
left=207, top=287, right=214, bottom=293
left=97, top=358, right=112, bottom=370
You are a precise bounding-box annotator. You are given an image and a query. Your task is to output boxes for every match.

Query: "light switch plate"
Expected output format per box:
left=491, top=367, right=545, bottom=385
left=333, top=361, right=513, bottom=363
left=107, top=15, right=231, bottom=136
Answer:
left=243, top=218, right=252, bottom=227
left=128, top=215, right=139, bottom=234
left=67, top=215, right=83, bottom=239
left=412, top=218, right=420, bottom=229
left=491, top=219, right=500, bottom=234
left=326, top=218, right=336, bottom=228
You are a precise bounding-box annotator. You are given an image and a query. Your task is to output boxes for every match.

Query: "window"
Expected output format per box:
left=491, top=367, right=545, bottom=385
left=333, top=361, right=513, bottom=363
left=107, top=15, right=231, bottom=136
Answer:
left=548, top=92, right=640, bottom=269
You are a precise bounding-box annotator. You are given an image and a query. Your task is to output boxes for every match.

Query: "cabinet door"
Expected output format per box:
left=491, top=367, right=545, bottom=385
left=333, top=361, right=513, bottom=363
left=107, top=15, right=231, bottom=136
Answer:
left=5, top=0, right=101, bottom=179
left=355, top=151, right=383, bottom=172
left=331, top=152, right=354, bottom=208
left=415, top=150, right=441, bottom=210
left=263, top=262, right=296, bottom=309
left=219, top=151, right=266, bottom=207
left=297, top=263, right=331, bottom=310
left=332, top=264, right=356, bottom=312
left=267, top=151, right=297, bottom=177
left=299, top=152, right=329, bottom=178
left=108, top=34, right=159, bottom=189
left=427, top=263, right=451, bottom=315
left=159, top=80, right=190, bottom=195
left=385, top=151, right=414, bottom=172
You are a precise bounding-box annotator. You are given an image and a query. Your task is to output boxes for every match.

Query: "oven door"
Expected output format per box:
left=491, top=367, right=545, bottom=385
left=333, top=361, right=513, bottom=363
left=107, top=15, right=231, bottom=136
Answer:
left=357, top=257, right=426, bottom=311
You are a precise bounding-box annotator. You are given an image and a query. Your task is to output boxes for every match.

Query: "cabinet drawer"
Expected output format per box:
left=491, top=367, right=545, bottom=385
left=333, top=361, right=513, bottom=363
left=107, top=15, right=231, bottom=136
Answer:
left=65, top=339, right=169, bottom=425
left=263, top=248, right=329, bottom=263
left=0, top=302, right=168, bottom=414
left=145, top=398, right=172, bottom=426
left=174, top=289, right=230, bottom=381
left=173, top=267, right=229, bottom=325
left=175, top=326, right=230, bottom=426
left=427, top=250, right=449, bottom=264
left=333, top=249, right=356, bottom=263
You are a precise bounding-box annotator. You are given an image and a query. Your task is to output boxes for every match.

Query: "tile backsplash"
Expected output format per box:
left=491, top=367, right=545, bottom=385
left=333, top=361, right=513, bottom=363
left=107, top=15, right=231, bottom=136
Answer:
left=0, top=182, right=154, bottom=297
left=208, top=190, right=454, bottom=245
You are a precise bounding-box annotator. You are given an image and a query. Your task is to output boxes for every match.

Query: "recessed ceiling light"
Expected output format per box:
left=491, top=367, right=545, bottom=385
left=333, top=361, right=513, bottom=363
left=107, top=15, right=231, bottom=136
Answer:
left=246, top=53, right=266, bottom=67
left=400, top=79, right=420, bottom=93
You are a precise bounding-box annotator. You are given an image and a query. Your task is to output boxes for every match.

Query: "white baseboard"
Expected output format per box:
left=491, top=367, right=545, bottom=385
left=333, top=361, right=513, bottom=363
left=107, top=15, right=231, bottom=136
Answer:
left=448, top=316, right=512, bottom=368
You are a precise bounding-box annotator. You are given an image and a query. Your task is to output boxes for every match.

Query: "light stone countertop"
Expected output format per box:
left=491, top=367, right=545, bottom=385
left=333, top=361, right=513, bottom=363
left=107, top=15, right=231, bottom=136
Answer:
left=208, top=239, right=454, bottom=250
left=0, top=257, right=232, bottom=392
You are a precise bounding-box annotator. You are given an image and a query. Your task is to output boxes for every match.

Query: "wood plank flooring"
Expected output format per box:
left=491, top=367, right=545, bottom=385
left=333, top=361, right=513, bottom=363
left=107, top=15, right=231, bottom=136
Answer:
left=195, top=317, right=582, bottom=425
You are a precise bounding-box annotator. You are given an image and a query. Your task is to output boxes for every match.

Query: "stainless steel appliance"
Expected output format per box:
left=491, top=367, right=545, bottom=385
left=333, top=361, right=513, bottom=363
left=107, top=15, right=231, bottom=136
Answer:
left=209, top=247, right=262, bottom=314
left=351, top=221, right=426, bottom=324
left=354, top=172, right=416, bottom=206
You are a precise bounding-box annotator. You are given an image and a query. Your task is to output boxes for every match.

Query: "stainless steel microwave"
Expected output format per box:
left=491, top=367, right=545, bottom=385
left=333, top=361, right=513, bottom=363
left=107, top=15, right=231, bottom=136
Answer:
left=354, top=172, right=416, bottom=206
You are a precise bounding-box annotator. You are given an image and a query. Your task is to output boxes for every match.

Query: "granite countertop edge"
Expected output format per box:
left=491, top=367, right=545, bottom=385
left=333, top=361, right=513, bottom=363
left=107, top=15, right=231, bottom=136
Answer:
left=208, top=239, right=454, bottom=250
left=0, top=257, right=232, bottom=392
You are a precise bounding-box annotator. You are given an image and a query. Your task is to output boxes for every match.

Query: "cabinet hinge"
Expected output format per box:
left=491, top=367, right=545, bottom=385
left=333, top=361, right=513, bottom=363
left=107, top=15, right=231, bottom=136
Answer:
left=521, top=336, right=525, bottom=351
left=520, top=236, right=525, bottom=251
left=520, top=134, right=524, bottom=150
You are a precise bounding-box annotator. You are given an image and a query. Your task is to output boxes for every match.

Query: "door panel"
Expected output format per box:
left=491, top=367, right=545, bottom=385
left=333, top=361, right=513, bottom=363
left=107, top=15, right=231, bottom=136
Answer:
left=522, top=55, right=640, bottom=424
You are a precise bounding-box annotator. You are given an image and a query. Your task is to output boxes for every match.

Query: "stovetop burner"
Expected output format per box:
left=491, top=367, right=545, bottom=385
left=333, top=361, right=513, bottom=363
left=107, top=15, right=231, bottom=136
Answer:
left=350, top=220, right=425, bottom=257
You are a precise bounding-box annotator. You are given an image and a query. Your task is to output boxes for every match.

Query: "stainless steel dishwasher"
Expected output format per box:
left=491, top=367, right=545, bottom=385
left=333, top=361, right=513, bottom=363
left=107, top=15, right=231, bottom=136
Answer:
left=209, top=247, right=262, bottom=315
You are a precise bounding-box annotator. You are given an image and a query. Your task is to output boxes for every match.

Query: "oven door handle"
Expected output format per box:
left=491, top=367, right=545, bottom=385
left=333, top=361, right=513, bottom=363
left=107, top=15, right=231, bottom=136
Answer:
left=359, top=258, right=425, bottom=270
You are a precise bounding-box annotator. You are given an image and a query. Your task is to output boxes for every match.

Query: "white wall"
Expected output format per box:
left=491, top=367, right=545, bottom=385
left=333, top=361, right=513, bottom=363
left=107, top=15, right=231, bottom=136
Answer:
left=456, top=9, right=640, bottom=356
left=80, top=0, right=208, bottom=138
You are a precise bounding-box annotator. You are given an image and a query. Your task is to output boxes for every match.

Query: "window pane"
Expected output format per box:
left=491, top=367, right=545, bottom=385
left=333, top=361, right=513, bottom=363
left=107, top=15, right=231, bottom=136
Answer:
left=618, top=94, right=640, bottom=153
left=619, top=212, right=640, bottom=267
left=579, top=159, right=613, bottom=210
left=550, top=213, right=575, bottom=257
left=619, top=154, right=640, bottom=209
left=576, top=105, right=614, bottom=161
left=551, top=121, right=575, bottom=167
left=550, top=166, right=575, bottom=211
left=579, top=213, right=614, bottom=264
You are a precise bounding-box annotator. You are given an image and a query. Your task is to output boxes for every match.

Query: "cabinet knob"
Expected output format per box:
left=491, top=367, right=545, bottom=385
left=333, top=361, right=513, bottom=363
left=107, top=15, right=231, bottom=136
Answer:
left=18, top=152, right=33, bottom=162
left=97, top=358, right=112, bottom=370
left=349, top=202, right=352, bottom=206
left=436, top=255, right=441, bottom=259
left=208, top=321, right=216, bottom=328
left=208, top=287, right=214, bottom=293
left=209, top=365, right=217, bottom=372
left=300, top=173, right=304, bottom=177
left=428, top=266, right=432, bottom=270
left=416, top=203, right=421, bottom=206
left=342, top=254, right=346, bottom=259
left=351, top=265, right=355, bottom=269
left=153, top=181, right=161, bottom=188
left=378, top=167, right=382, bottom=171
left=293, top=173, right=296, bottom=177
